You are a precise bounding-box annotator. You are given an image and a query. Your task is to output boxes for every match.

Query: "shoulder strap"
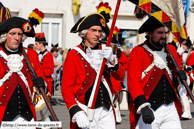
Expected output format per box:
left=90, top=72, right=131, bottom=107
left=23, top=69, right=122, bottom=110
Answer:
left=74, top=47, right=89, bottom=63
left=141, top=45, right=155, bottom=79
left=142, top=44, right=172, bottom=80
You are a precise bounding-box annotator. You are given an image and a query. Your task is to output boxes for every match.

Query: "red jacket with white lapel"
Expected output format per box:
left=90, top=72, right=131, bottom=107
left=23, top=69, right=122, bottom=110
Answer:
left=61, top=43, right=125, bottom=129
left=127, top=42, right=182, bottom=129
left=0, top=47, right=44, bottom=123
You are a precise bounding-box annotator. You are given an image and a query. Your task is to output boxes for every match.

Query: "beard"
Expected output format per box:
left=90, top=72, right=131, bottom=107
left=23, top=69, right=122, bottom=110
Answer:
left=151, top=37, right=166, bottom=49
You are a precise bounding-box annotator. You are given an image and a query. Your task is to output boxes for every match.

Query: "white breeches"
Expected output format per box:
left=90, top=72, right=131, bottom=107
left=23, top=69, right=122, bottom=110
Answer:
left=1, top=115, right=35, bottom=129
left=135, top=102, right=182, bottom=129
left=88, top=106, right=116, bottom=129
left=179, top=83, right=188, bottom=97
left=179, top=82, right=192, bottom=119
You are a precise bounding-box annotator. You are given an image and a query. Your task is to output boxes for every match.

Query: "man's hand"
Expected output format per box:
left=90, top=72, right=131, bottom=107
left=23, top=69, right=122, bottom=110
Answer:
left=33, top=77, right=45, bottom=89
left=141, top=106, right=155, bottom=124
left=102, top=47, right=114, bottom=63
left=176, top=70, right=187, bottom=80
left=72, top=111, right=90, bottom=128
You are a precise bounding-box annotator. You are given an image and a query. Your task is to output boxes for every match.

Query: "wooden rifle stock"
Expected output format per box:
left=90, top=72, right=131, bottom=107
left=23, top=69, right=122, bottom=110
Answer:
left=22, top=48, right=62, bottom=129
left=165, top=45, right=194, bottom=104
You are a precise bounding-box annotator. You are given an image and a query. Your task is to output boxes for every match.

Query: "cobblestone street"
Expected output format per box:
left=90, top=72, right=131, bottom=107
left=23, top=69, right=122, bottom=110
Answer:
left=36, top=99, right=194, bottom=129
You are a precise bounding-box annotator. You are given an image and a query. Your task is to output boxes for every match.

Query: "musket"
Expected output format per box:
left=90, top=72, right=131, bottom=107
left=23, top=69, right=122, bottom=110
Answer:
left=22, top=47, right=62, bottom=129
left=182, top=43, right=194, bottom=70
left=165, top=45, right=194, bottom=104
left=88, top=0, right=121, bottom=120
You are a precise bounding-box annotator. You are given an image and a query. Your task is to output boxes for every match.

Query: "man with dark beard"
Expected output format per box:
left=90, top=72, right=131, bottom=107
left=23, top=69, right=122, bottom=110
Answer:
left=127, top=16, right=187, bottom=129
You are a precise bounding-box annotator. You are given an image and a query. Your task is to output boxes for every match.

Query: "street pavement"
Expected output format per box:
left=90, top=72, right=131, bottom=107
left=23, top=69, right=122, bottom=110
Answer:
left=36, top=99, right=194, bottom=129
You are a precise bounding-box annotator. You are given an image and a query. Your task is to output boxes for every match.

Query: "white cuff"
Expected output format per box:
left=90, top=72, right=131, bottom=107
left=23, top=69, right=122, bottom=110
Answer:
left=136, top=102, right=151, bottom=114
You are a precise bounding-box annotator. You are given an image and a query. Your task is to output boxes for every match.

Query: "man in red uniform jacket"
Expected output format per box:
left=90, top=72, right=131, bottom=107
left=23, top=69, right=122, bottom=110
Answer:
left=179, top=37, right=193, bottom=120
left=34, top=32, right=54, bottom=123
left=0, top=17, right=45, bottom=126
left=35, top=32, right=54, bottom=97
left=62, top=13, right=125, bottom=129
left=127, top=16, right=187, bottom=129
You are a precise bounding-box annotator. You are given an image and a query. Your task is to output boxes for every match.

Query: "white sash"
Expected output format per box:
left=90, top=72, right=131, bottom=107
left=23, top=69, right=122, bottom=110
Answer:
left=74, top=47, right=89, bottom=62
left=39, top=51, right=48, bottom=62
left=0, top=50, right=32, bottom=96
left=73, top=46, right=113, bottom=120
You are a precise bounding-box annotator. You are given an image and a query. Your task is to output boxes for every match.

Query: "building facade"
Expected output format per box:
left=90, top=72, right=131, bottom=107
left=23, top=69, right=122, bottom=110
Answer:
left=2, top=0, right=191, bottom=50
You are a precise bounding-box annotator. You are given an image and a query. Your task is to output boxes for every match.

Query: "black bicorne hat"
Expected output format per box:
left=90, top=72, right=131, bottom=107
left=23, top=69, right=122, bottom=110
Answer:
left=0, top=2, right=4, bottom=9
left=0, top=16, right=35, bottom=37
left=139, top=16, right=164, bottom=34
left=70, top=13, right=109, bottom=36
left=183, top=36, right=192, bottom=46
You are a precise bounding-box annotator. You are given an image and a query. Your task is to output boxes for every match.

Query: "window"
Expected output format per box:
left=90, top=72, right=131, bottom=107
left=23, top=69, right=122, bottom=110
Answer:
left=41, top=17, right=62, bottom=48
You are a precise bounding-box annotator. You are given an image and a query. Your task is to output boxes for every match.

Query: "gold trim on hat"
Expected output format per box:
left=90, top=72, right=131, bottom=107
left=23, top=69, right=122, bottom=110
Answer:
left=71, top=12, right=107, bottom=33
